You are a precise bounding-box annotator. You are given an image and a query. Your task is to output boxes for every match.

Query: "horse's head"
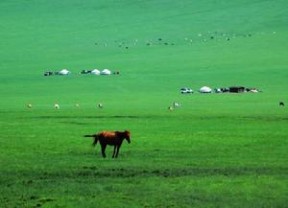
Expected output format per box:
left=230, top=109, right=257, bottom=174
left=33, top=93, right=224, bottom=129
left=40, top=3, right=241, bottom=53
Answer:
left=115, top=130, right=131, bottom=143
left=124, top=130, right=131, bottom=144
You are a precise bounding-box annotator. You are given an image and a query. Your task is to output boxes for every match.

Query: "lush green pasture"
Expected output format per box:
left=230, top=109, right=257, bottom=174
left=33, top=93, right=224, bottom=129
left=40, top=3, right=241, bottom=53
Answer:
left=1, top=0, right=288, bottom=207
left=1, top=104, right=287, bottom=207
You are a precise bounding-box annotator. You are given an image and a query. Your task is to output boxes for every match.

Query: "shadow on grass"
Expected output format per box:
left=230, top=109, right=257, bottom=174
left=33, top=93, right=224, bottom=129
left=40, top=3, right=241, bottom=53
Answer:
left=76, top=166, right=288, bottom=178
left=25, top=114, right=173, bottom=125
left=26, top=115, right=153, bottom=125
left=31, top=115, right=146, bottom=119
left=13, top=166, right=284, bottom=182
left=2, top=166, right=287, bottom=191
left=27, top=114, right=288, bottom=122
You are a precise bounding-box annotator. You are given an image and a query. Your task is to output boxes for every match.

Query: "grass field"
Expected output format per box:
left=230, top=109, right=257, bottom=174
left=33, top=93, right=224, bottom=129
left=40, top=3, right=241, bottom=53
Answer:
left=1, top=0, right=288, bottom=207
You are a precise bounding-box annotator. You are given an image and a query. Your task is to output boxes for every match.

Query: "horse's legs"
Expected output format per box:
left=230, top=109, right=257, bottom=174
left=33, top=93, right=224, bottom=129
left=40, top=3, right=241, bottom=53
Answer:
left=115, top=146, right=121, bottom=158
left=101, top=144, right=107, bottom=158
left=112, top=146, right=117, bottom=158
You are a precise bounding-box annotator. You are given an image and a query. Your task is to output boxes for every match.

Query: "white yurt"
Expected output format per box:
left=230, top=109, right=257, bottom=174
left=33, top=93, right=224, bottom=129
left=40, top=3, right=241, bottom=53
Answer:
left=91, top=69, right=100, bottom=75
left=58, top=69, right=70, bottom=75
left=199, top=86, right=212, bottom=93
left=101, top=69, right=111, bottom=75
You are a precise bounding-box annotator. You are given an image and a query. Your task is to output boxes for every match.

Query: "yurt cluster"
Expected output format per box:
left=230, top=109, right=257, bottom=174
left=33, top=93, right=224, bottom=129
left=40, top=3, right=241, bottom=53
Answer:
left=44, top=69, right=120, bottom=76
left=181, top=86, right=261, bottom=94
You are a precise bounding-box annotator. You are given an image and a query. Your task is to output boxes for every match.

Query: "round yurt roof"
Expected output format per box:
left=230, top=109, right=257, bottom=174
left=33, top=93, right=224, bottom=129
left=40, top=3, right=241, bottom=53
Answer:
left=59, top=69, right=70, bottom=75
left=199, top=86, right=212, bottom=93
left=91, top=69, right=100, bottom=75
left=101, top=69, right=111, bottom=75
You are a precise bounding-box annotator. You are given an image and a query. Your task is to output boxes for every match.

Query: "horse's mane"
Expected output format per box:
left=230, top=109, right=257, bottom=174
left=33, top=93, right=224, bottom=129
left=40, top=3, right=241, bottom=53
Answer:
left=115, top=130, right=130, bottom=138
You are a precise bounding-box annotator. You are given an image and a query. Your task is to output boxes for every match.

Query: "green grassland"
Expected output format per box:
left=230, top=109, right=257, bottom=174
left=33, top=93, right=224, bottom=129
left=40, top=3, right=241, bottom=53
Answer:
left=1, top=0, right=288, bottom=207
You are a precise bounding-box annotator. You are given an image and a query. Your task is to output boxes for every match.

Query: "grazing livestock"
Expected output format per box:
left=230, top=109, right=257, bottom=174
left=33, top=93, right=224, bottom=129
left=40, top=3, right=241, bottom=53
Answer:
left=98, top=103, right=103, bottom=109
left=279, top=102, right=285, bottom=107
left=173, top=102, right=180, bottom=108
left=84, top=130, right=131, bottom=158
left=168, top=102, right=180, bottom=111
left=54, top=103, right=60, bottom=109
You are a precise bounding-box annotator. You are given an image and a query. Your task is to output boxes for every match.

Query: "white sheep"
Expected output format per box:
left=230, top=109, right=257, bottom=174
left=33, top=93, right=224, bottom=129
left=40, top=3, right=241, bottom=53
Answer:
left=54, top=103, right=60, bottom=109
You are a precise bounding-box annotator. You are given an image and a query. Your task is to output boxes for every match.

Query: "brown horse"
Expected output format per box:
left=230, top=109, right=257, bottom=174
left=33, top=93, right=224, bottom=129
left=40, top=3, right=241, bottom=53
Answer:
left=84, top=130, right=131, bottom=158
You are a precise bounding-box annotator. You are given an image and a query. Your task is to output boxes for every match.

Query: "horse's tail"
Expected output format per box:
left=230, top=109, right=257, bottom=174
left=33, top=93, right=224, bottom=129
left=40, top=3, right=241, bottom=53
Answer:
left=84, top=134, right=99, bottom=146
left=84, top=134, right=95, bottom=138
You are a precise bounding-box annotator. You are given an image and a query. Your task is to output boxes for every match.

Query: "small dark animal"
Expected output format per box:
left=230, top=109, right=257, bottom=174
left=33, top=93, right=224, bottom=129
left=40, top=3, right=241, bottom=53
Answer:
left=84, top=130, right=131, bottom=158
left=279, top=101, right=285, bottom=107
left=98, top=103, right=103, bottom=109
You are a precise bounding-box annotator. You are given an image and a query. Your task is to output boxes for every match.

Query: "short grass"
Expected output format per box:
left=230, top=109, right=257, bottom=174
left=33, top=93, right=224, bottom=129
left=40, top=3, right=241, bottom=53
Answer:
left=0, top=0, right=288, bottom=207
